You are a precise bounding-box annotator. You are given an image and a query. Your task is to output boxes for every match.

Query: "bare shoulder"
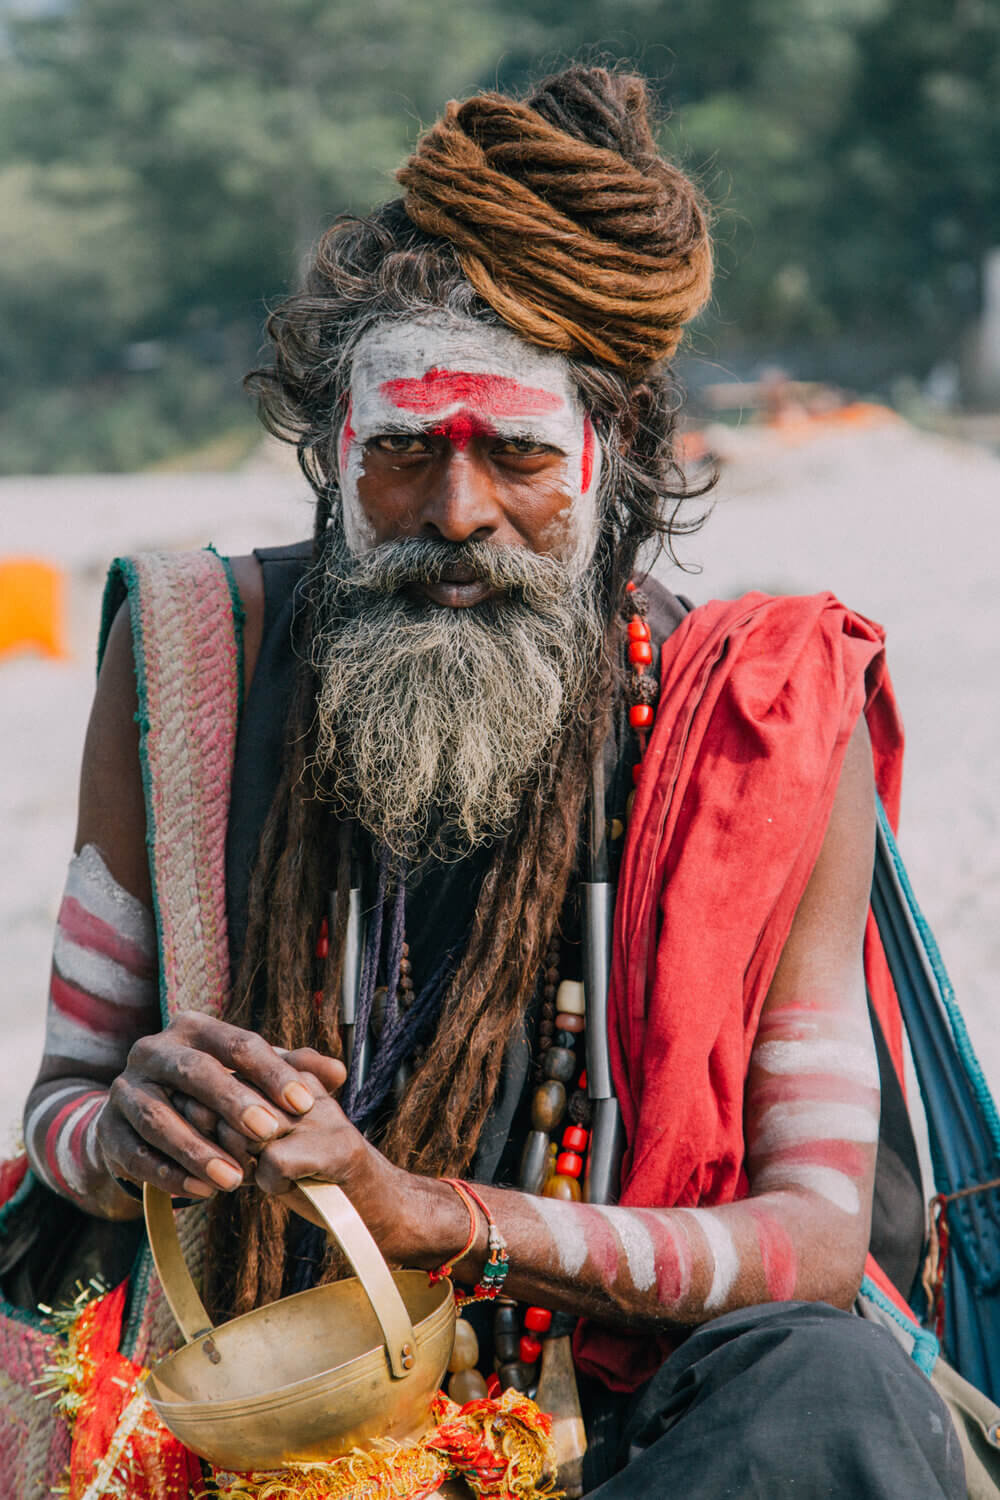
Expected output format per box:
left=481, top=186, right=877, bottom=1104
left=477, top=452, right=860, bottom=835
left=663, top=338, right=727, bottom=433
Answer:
left=766, top=714, right=876, bottom=999
left=72, top=551, right=266, bottom=909
left=74, top=601, right=149, bottom=904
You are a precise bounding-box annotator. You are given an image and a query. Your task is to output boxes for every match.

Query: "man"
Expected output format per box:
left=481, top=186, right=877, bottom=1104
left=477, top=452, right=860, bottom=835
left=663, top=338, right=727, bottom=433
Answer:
left=22, top=65, right=963, bottom=1495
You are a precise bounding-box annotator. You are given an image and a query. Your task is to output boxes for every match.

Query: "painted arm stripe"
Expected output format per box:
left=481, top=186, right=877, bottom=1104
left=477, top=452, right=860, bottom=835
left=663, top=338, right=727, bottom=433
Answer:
left=66, top=845, right=155, bottom=944
left=57, top=894, right=155, bottom=979
left=49, top=968, right=157, bottom=1038
left=750, top=1138, right=869, bottom=1178
left=24, top=1082, right=88, bottom=1185
left=748, top=1070, right=879, bottom=1115
left=58, top=1095, right=106, bottom=1195
left=43, top=1008, right=137, bottom=1069
left=52, top=934, right=157, bottom=1012
left=752, top=1039, right=878, bottom=1088
left=753, top=1100, right=880, bottom=1153
left=44, top=1090, right=104, bottom=1196
left=752, top=1161, right=861, bottom=1214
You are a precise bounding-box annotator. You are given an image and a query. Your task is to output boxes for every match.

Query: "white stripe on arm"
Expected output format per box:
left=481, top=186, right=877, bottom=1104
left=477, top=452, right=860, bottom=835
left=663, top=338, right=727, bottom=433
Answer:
left=24, top=845, right=159, bottom=1217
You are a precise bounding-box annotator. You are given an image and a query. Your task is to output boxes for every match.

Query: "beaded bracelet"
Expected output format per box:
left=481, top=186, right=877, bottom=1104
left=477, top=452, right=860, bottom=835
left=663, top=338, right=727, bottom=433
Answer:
left=429, top=1178, right=479, bottom=1284
left=457, top=1182, right=510, bottom=1305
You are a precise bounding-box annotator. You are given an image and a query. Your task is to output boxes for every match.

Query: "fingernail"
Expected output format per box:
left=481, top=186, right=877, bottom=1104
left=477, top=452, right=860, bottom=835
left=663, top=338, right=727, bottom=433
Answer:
left=242, top=1105, right=280, bottom=1140
left=206, top=1158, right=243, bottom=1191
left=182, top=1176, right=216, bottom=1199
left=272, top=1045, right=288, bottom=1055
left=283, top=1081, right=315, bottom=1114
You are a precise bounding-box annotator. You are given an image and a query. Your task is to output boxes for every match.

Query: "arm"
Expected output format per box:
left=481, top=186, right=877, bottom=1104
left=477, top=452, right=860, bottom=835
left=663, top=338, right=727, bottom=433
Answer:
left=23, top=556, right=342, bottom=1218
left=251, top=717, right=879, bottom=1330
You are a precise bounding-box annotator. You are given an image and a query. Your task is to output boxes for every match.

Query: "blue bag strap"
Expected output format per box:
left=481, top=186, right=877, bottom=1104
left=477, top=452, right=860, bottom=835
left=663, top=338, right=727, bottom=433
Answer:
left=870, top=796, right=1000, bottom=1398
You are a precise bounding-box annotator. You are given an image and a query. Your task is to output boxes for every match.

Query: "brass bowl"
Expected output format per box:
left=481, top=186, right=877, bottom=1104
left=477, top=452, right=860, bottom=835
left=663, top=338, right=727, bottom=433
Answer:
left=143, top=1182, right=455, bottom=1473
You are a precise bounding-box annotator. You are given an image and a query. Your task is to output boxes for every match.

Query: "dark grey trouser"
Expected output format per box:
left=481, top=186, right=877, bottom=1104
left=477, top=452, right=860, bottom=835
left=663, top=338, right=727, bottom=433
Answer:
left=583, top=1302, right=966, bottom=1498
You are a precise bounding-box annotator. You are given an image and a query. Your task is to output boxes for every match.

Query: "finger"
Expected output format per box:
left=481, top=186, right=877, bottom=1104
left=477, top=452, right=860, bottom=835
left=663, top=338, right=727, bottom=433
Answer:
left=281, top=1048, right=347, bottom=1094
left=98, top=1110, right=216, bottom=1200
left=253, top=1103, right=358, bottom=1197
left=216, top=1119, right=263, bottom=1166
left=171, top=1092, right=219, bottom=1138
left=131, top=1020, right=314, bottom=1143
left=110, top=1073, right=245, bottom=1193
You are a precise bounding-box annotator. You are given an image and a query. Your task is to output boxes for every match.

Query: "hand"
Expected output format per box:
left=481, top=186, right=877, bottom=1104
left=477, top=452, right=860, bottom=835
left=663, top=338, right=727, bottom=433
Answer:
left=250, top=1089, right=474, bottom=1270
left=96, top=1011, right=346, bottom=1199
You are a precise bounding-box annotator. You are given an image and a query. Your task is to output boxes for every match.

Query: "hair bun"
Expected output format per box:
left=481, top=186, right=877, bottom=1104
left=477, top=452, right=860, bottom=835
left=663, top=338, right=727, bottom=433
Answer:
left=397, top=66, right=711, bottom=377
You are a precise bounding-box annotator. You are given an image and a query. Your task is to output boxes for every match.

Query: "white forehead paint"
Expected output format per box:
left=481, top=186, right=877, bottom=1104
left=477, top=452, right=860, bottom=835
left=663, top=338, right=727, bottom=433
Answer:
left=753, top=1161, right=861, bottom=1215
left=337, top=313, right=601, bottom=574
left=753, top=1039, right=879, bottom=1089
left=590, top=1205, right=657, bottom=1292
left=753, top=1100, right=880, bottom=1156
left=681, top=1209, right=741, bottom=1311
left=524, top=1194, right=589, bottom=1276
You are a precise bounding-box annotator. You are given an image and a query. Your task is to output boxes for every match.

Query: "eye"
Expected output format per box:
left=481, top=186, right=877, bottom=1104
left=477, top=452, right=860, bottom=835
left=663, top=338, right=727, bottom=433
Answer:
left=493, top=436, right=556, bottom=458
left=370, top=433, right=431, bottom=455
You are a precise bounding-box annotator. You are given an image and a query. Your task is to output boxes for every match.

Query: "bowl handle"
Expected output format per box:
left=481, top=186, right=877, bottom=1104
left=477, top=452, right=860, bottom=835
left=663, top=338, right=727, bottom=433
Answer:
left=143, top=1181, right=420, bottom=1380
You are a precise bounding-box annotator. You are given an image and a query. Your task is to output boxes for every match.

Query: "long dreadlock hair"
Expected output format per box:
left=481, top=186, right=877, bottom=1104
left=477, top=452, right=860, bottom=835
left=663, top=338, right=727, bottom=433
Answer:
left=205, top=66, right=713, bottom=1318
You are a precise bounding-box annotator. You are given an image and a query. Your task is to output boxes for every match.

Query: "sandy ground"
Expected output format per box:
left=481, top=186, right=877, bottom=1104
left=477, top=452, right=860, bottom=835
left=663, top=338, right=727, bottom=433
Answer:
left=1, top=420, right=998, bottom=1157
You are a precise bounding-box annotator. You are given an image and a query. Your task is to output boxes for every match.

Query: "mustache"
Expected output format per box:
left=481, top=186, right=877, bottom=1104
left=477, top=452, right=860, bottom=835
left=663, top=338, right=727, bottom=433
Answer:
left=324, top=536, right=575, bottom=604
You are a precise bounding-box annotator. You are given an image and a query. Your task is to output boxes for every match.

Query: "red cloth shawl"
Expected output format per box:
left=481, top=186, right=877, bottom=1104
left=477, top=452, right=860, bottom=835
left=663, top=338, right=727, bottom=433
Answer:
left=573, top=592, right=905, bottom=1390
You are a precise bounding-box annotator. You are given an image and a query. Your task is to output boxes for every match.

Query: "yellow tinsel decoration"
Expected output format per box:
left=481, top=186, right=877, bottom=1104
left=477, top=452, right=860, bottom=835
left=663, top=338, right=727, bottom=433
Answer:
left=206, top=1388, right=560, bottom=1500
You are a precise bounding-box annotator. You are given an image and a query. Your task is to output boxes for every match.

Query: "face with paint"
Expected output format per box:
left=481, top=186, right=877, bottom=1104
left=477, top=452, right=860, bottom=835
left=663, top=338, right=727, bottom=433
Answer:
left=336, top=313, right=601, bottom=596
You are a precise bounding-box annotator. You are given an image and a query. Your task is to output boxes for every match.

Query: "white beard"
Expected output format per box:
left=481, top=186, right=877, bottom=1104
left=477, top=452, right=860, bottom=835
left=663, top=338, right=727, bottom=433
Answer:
left=308, top=529, right=606, bottom=859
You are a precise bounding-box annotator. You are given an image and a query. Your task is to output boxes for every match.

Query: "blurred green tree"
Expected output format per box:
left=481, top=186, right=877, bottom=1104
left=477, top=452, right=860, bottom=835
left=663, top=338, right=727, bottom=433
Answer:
left=0, top=0, right=502, bottom=469
left=1, top=0, right=998, bottom=469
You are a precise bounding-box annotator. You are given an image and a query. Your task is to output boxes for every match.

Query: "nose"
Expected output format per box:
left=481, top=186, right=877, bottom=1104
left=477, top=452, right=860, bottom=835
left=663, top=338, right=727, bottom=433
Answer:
left=418, top=448, right=503, bottom=545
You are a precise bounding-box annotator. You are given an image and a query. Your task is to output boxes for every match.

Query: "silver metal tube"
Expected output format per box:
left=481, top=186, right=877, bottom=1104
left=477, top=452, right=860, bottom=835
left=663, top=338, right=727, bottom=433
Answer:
left=581, top=881, right=614, bottom=1101
left=334, top=886, right=364, bottom=1071
left=584, top=1096, right=625, bottom=1206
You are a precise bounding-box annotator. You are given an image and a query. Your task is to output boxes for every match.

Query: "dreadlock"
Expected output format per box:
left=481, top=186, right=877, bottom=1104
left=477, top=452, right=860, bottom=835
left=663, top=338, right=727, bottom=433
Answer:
left=206, top=65, right=713, bottom=1318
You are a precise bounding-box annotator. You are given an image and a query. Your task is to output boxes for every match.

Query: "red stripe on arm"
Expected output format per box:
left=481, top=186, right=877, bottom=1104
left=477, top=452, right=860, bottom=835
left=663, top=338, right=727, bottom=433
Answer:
left=50, top=970, right=152, bottom=1035
left=58, top=894, right=155, bottom=979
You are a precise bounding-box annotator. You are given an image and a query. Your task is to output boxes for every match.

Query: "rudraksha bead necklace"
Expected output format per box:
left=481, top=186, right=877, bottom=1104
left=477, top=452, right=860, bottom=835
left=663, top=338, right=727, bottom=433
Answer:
left=317, top=580, right=661, bottom=1402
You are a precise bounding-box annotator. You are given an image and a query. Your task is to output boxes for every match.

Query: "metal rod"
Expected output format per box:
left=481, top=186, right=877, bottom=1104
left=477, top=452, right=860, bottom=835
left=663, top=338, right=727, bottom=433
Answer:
left=335, top=883, right=364, bottom=1072
left=581, top=881, right=613, bottom=1101
left=580, top=744, right=625, bottom=1204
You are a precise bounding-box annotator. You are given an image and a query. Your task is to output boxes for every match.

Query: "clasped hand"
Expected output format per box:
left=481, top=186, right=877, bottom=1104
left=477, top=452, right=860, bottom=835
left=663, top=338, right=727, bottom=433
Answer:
left=96, top=1011, right=403, bottom=1238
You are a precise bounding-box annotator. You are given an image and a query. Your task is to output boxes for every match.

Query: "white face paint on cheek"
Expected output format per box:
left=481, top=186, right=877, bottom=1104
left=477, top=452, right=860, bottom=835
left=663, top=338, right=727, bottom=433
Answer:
left=336, top=313, right=601, bottom=569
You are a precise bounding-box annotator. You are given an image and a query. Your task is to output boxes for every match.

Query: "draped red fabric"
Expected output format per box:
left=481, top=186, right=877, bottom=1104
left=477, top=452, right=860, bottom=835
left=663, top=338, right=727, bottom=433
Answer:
left=574, top=592, right=905, bottom=1389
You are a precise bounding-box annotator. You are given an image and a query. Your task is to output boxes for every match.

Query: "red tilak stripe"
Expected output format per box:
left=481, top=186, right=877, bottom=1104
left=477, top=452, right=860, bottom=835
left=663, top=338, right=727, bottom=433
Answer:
left=381, top=368, right=564, bottom=417
left=58, top=895, right=154, bottom=979
left=429, top=411, right=497, bottom=451
left=581, top=416, right=595, bottom=493
left=339, top=398, right=355, bottom=474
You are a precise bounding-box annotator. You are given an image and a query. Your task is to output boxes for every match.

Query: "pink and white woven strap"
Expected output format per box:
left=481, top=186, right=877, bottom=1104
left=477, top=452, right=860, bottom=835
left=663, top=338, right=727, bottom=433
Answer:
left=125, top=549, right=240, bottom=1023
left=117, top=548, right=240, bottom=1366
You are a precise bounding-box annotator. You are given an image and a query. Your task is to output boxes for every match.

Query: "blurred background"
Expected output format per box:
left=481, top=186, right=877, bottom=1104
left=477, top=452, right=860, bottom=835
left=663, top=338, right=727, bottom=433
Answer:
left=2, top=0, right=999, bottom=1146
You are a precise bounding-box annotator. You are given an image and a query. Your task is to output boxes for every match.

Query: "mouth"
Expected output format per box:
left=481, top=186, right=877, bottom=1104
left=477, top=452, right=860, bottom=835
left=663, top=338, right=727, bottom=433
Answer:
left=415, top=576, right=498, bottom=608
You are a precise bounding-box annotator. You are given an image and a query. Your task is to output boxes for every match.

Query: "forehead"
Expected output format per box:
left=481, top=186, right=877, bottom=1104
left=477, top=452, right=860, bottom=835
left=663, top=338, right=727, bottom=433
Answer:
left=347, top=314, right=580, bottom=418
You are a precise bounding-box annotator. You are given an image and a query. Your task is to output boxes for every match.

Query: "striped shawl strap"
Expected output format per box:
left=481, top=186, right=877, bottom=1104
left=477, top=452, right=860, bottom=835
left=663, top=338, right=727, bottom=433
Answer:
left=100, top=548, right=243, bottom=1365
left=101, top=548, right=243, bottom=1024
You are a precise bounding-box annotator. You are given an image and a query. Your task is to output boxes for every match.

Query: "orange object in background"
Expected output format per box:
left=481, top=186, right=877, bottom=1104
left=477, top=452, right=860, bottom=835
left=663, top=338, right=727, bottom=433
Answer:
left=0, top=557, right=68, bottom=659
